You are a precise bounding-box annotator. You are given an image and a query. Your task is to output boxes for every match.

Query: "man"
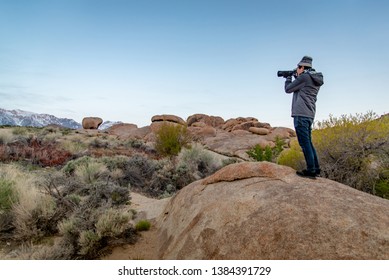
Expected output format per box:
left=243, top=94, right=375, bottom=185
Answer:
left=284, top=56, right=324, bottom=178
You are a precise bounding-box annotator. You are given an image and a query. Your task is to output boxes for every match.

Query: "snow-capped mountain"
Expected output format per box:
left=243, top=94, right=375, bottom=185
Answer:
left=0, top=108, right=82, bottom=129
left=99, top=121, right=123, bottom=130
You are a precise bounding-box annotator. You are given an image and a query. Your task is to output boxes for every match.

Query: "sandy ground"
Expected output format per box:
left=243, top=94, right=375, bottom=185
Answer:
left=102, top=192, right=170, bottom=260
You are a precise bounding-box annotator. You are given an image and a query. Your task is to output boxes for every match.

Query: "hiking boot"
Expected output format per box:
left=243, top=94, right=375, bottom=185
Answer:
left=315, top=169, right=322, bottom=177
left=296, top=170, right=317, bottom=179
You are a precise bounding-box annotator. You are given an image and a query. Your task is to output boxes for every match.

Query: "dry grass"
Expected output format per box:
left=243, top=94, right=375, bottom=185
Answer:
left=0, top=164, right=57, bottom=241
left=74, top=160, right=108, bottom=184
left=0, top=129, right=15, bottom=145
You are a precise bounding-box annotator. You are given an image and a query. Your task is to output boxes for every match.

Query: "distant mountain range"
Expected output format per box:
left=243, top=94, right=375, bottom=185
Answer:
left=0, top=108, right=120, bottom=129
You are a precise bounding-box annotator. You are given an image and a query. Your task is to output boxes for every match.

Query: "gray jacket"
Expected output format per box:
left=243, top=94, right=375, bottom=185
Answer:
left=285, top=69, right=324, bottom=119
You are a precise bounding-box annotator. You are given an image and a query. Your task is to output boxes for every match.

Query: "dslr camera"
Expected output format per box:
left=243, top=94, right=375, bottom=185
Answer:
left=277, top=69, right=296, bottom=78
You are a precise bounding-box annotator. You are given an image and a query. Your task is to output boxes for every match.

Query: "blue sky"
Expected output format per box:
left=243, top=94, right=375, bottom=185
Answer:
left=1, top=0, right=388, bottom=127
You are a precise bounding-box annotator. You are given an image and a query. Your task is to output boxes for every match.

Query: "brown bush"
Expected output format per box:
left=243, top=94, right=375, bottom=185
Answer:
left=0, top=136, right=73, bottom=167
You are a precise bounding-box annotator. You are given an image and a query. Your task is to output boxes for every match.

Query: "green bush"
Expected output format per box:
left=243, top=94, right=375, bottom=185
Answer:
left=313, top=112, right=389, bottom=194
left=135, top=220, right=151, bottom=231
left=155, top=122, right=191, bottom=156
left=247, top=137, right=285, bottom=162
left=277, top=139, right=305, bottom=170
left=247, top=145, right=272, bottom=161
left=374, top=179, right=389, bottom=199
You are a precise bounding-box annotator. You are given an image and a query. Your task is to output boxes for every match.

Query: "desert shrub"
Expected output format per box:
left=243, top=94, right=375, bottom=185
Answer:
left=277, top=139, right=306, bottom=170
left=126, top=138, right=147, bottom=150
left=155, top=122, right=191, bottom=156
left=101, top=155, right=129, bottom=171
left=89, top=138, right=109, bottom=149
left=63, top=156, right=115, bottom=185
left=171, top=144, right=224, bottom=190
left=81, top=180, right=130, bottom=208
left=95, top=208, right=131, bottom=237
left=56, top=206, right=133, bottom=258
left=64, top=155, right=154, bottom=192
left=172, top=164, right=194, bottom=190
left=176, top=144, right=221, bottom=179
left=148, top=159, right=177, bottom=196
left=135, top=220, right=151, bottom=231
left=12, top=187, right=58, bottom=241
left=47, top=177, right=133, bottom=259
left=0, top=161, right=135, bottom=259
left=8, top=238, right=75, bottom=260
left=58, top=216, right=79, bottom=239
left=62, top=156, right=92, bottom=175
left=122, top=155, right=157, bottom=191
left=78, top=230, right=101, bottom=256
left=74, top=160, right=108, bottom=184
left=118, top=146, right=227, bottom=197
left=313, top=112, right=389, bottom=194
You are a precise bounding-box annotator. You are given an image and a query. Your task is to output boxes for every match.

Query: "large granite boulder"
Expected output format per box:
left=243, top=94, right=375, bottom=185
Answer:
left=157, top=162, right=389, bottom=259
left=82, top=117, right=103, bottom=129
left=151, top=114, right=186, bottom=126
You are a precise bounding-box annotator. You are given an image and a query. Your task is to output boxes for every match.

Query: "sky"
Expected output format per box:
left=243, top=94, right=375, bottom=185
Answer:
left=1, top=0, right=388, bottom=128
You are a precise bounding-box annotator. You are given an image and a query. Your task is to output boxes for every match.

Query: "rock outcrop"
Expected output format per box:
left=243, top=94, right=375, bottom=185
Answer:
left=249, top=127, right=270, bottom=135
left=186, top=114, right=225, bottom=128
left=82, top=117, right=103, bottom=129
left=157, top=162, right=389, bottom=260
left=203, top=130, right=275, bottom=159
left=105, top=123, right=152, bottom=140
left=105, top=113, right=296, bottom=160
left=151, top=114, right=186, bottom=126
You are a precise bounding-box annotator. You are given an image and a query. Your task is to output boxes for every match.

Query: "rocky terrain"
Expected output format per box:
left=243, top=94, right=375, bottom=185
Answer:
left=1, top=111, right=388, bottom=260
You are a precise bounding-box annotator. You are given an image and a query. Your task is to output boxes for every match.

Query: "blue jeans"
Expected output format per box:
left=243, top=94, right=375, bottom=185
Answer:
left=294, top=116, right=320, bottom=173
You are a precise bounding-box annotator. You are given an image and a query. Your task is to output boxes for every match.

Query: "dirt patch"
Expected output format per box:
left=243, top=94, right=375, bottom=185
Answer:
left=102, top=223, right=160, bottom=260
left=102, top=192, right=170, bottom=260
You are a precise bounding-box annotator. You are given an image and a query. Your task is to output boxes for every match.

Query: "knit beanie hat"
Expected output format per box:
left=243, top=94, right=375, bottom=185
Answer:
left=298, top=56, right=313, bottom=67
